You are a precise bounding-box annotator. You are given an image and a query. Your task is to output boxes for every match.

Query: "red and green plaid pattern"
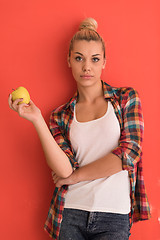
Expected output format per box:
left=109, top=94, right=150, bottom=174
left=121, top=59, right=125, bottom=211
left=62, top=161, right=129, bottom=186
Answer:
left=44, top=81, right=151, bottom=239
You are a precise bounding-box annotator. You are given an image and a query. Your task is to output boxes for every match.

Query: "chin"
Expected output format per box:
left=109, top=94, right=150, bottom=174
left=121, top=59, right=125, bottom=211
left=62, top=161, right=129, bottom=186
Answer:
left=77, top=79, right=93, bottom=87
left=77, top=78, right=101, bottom=87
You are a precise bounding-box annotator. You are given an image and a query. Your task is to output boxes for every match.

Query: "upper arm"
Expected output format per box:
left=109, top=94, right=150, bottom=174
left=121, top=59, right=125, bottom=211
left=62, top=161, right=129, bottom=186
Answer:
left=49, top=110, right=77, bottom=169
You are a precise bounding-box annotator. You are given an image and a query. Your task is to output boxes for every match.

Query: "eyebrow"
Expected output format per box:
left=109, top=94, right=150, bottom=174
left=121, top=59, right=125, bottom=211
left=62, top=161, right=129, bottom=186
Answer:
left=74, top=52, right=101, bottom=57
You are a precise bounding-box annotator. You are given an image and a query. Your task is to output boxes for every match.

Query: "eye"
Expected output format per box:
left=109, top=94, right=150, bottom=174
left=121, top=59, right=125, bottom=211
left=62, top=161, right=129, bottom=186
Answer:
left=92, top=57, right=100, bottom=62
left=75, top=56, right=83, bottom=61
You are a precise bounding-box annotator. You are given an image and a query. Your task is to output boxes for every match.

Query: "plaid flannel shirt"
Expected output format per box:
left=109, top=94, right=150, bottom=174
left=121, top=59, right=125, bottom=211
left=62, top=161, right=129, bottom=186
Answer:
left=44, top=81, right=151, bottom=239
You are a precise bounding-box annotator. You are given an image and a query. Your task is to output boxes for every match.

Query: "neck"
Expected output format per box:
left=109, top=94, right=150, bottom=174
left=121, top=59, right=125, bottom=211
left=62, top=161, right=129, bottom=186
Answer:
left=77, top=80, right=103, bottom=103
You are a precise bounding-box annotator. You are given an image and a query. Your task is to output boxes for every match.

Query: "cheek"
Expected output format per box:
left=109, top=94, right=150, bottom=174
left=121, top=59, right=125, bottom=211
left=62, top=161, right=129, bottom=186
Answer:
left=71, top=64, right=80, bottom=75
left=95, top=65, right=103, bottom=74
left=71, top=67, right=80, bottom=80
left=71, top=67, right=77, bottom=75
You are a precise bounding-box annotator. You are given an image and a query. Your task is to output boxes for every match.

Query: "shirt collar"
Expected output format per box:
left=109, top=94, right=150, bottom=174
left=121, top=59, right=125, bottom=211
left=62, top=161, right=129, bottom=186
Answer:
left=65, top=80, right=116, bottom=112
left=102, top=80, right=116, bottom=99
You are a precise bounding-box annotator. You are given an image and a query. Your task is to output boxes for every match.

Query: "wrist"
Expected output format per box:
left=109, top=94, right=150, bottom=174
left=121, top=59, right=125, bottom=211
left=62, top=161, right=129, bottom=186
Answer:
left=73, top=168, right=82, bottom=183
left=32, top=113, right=45, bottom=127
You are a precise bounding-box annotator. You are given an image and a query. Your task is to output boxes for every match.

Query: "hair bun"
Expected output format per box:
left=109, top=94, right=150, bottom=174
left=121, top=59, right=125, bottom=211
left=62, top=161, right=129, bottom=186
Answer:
left=79, top=18, right=98, bottom=31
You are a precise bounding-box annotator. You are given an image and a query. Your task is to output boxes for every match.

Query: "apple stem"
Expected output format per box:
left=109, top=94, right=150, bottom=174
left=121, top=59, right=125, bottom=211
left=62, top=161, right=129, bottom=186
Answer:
left=12, top=88, right=15, bottom=91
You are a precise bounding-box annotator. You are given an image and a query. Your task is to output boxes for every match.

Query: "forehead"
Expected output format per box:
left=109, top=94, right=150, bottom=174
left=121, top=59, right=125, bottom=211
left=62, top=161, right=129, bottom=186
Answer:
left=72, top=40, right=103, bottom=55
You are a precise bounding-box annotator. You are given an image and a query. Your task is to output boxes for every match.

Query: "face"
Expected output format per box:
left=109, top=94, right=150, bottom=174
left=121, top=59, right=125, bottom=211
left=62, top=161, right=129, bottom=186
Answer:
left=68, top=40, right=106, bottom=88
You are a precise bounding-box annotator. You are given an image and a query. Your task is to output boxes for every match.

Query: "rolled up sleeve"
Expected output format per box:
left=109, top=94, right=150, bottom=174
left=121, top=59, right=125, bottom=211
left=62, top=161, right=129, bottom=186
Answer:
left=49, top=110, right=78, bottom=169
left=112, top=89, right=144, bottom=171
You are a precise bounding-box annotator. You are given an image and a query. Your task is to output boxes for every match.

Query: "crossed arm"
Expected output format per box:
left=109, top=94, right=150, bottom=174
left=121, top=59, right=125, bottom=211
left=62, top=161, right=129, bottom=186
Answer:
left=51, top=88, right=143, bottom=188
left=52, top=153, right=122, bottom=187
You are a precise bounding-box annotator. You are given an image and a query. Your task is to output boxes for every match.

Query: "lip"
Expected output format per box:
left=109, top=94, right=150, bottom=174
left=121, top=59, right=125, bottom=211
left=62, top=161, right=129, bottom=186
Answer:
left=80, top=75, right=93, bottom=79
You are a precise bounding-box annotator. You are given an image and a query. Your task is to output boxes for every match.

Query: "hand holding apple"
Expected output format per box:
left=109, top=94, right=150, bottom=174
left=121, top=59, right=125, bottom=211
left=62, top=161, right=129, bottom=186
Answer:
left=8, top=86, right=42, bottom=123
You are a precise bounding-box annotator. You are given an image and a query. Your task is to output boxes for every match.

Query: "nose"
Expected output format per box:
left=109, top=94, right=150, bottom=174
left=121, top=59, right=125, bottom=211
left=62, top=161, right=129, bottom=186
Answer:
left=82, top=60, right=91, bottom=72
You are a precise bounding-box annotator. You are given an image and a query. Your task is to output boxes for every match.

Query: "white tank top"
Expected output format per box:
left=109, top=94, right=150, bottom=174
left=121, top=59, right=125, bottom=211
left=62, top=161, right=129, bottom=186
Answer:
left=64, top=101, right=131, bottom=214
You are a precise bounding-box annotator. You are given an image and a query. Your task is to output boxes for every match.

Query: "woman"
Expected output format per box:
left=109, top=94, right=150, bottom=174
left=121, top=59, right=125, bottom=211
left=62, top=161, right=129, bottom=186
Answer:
left=8, top=18, right=151, bottom=240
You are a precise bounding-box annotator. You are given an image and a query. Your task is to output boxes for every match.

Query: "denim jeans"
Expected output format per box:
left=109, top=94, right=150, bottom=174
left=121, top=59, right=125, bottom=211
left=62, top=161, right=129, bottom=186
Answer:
left=59, top=208, right=131, bottom=240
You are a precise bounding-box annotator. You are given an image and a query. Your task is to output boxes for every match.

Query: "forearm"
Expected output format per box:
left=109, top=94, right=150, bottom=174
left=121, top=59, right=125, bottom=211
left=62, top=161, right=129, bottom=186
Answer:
left=33, top=115, right=73, bottom=178
left=52, top=153, right=123, bottom=187
left=74, top=153, right=122, bottom=182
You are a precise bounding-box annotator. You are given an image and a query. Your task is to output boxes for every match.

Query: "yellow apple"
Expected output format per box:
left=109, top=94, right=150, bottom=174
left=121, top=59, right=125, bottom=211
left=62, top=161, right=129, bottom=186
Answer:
left=11, top=87, right=30, bottom=104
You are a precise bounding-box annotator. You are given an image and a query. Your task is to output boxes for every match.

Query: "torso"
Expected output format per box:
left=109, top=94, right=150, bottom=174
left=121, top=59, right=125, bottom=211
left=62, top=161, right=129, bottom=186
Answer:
left=64, top=100, right=131, bottom=214
left=75, top=97, right=108, bottom=122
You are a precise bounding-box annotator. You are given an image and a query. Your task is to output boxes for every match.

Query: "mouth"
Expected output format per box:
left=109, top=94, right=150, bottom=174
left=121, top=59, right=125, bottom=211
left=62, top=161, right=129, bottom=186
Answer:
left=80, top=75, right=93, bottom=79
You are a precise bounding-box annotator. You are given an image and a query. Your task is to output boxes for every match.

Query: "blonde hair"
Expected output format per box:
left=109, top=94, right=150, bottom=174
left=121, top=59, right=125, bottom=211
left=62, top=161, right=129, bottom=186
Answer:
left=69, top=18, right=106, bottom=58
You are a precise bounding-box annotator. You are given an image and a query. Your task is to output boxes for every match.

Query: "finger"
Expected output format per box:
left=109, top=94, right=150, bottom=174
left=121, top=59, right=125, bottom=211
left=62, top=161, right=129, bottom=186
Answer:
left=11, top=98, right=24, bottom=111
left=17, top=102, right=30, bottom=116
left=55, top=179, right=64, bottom=188
left=52, top=172, right=59, bottom=179
left=8, top=94, right=14, bottom=110
left=28, top=99, right=38, bottom=110
left=8, top=95, right=23, bottom=111
left=51, top=172, right=56, bottom=181
left=53, top=175, right=59, bottom=183
left=53, top=176, right=61, bottom=184
left=28, top=99, right=36, bottom=107
left=55, top=179, right=61, bottom=188
left=55, top=182, right=62, bottom=188
left=29, top=99, right=33, bottom=104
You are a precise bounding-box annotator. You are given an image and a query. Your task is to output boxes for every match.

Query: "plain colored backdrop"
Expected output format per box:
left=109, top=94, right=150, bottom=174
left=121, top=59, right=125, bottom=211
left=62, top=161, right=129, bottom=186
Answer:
left=1, top=0, right=160, bottom=239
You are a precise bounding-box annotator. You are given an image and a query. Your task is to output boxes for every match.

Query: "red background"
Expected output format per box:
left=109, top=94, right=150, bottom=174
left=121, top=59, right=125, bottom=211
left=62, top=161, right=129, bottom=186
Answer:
left=1, top=0, right=160, bottom=239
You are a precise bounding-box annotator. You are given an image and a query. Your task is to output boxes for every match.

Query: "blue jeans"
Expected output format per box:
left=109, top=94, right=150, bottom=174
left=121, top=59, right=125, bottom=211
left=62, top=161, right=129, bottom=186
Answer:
left=59, top=208, right=131, bottom=240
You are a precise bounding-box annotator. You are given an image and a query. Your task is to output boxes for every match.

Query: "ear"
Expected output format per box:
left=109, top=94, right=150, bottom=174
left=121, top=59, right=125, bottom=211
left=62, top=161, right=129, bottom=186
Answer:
left=102, top=58, right=106, bottom=69
left=67, top=55, right=71, bottom=68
